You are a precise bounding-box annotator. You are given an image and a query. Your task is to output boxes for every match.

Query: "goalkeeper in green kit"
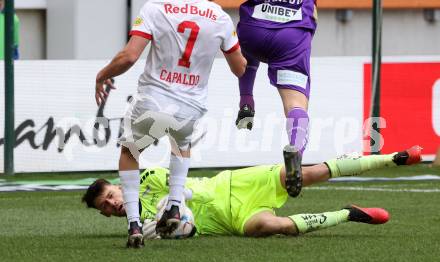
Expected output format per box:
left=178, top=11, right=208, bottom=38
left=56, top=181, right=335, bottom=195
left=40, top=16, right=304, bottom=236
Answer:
left=83, top=146, right=421, bottom=238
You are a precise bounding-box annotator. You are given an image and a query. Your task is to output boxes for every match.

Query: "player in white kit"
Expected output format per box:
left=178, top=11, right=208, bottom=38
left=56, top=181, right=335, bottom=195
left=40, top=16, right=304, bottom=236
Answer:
left=94, top=0, right=246, bottom=248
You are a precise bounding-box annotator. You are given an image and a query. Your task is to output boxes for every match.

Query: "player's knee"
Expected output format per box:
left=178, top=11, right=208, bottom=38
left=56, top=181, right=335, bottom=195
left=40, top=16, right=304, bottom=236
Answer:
left=280, top=91, right=309, bottom=114
left=301, top=168, right=311, bottom=184
left=250, top=220, right=278, bottom=237
left=252, top=217, right=299, bottom=237
left=121, top=146, right=130, bottom=155
left=120, top=146, right=136, bottom=160
left=260, top=220, right=276, bottom=232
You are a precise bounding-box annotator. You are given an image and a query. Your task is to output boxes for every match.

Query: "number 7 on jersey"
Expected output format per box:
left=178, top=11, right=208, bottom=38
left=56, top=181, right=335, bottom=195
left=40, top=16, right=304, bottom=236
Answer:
left=177, top=21, right=200, bottom=68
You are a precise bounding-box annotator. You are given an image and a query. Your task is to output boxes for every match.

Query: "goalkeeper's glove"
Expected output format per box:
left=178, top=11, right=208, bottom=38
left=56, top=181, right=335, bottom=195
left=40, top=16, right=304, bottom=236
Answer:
left=142, top=219, right=161, bottom=240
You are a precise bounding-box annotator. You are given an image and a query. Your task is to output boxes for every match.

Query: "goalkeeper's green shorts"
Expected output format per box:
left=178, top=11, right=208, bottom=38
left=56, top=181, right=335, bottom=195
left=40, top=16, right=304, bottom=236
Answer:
left=229, top=164, right=288, bottom=235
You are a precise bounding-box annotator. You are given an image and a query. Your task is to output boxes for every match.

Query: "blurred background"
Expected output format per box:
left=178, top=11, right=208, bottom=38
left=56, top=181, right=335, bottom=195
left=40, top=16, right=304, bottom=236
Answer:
left=1, top=0, right=440, bottom=173
left=1, top=2, right=439, bottom=260
left=15, top=0, right=440, bottom=60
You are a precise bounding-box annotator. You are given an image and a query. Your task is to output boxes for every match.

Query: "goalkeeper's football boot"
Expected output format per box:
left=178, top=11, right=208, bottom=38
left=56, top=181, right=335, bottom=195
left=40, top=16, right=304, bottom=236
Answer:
left=126, top=221, right=144, bottom=248
left=156, top=205, right=181, bottom=235
left=283, top=145, right=302, bottom=198
left=235, top=104, right=255, bottom=130
left=344, top=205, right=389, bottom=224
left=392, top=145, right=422, bottom=166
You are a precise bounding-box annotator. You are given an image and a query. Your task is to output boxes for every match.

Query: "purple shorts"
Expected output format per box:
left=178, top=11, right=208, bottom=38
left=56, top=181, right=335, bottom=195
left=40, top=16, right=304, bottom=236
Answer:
left=237, top=23, right=313, bottom=98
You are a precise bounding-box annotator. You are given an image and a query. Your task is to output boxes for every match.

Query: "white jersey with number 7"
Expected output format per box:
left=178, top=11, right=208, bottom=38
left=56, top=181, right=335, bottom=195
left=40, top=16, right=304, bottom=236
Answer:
left=131, top=0, right=239, bottom=115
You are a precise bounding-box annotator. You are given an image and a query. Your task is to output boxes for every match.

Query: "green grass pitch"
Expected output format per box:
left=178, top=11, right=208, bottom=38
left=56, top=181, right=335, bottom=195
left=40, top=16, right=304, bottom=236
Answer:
left=1, top=165, right=439, bottom=262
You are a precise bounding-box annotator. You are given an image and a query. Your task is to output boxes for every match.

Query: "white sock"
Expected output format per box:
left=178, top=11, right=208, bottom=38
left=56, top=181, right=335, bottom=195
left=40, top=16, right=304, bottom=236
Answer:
left=119, top=170, right=141, bottom=227
left=167, top=155, right=190, bottom=210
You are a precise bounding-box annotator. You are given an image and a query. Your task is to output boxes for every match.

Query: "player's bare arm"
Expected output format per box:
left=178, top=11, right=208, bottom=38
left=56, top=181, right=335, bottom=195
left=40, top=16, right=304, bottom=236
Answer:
left=224, top=48, right=247, bottom=77
left=95, top=36, right=150, bottom=105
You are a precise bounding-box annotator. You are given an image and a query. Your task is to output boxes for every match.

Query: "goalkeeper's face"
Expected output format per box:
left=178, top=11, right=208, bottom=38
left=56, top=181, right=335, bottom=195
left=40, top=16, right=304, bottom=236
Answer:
left=95, top=185, right=126, bottom=217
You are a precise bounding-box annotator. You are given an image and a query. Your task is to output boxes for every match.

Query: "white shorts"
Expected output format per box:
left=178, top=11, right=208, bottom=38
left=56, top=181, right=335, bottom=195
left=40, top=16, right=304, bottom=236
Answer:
left=118, top=95, right=199, bottom=151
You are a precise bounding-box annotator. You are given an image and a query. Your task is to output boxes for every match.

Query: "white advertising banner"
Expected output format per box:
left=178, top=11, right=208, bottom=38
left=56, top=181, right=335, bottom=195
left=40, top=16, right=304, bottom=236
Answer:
left=2, top=57, right=437, bottom=172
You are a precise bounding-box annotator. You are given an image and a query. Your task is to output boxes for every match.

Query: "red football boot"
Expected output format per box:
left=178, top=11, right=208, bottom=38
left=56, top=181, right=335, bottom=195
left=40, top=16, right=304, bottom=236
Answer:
left=393, top=145, right=422, bottom=166
left=345, top=205, right=390, bottom=224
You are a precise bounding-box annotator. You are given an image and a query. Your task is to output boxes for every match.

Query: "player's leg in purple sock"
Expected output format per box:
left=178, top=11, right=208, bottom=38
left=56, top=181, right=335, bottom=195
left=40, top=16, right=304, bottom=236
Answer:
left=267, top=28, right=312, bottom=154
left=286, top=107, right=309, bottom=155
left=238, top=52, right=260, bottom=110
left=236, top=22, right=272, bottom=130
left=236, top=52, right=260, bottom=130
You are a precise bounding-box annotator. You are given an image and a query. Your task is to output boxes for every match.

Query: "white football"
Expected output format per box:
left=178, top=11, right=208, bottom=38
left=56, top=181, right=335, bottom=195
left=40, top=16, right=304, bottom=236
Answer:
left=157, top=205, right=196, bottom=239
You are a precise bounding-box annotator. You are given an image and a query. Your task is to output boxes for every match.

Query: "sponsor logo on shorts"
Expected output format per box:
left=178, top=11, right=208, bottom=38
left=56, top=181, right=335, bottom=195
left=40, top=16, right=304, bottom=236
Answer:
left=277, top=70, right=308, bottom=88
left=252, top=4, right=302, bottom=23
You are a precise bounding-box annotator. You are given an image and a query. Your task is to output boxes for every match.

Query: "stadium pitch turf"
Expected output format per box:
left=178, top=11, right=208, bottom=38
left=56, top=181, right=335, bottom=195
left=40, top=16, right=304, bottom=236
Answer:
left=1, top=165, right=439, bottom=261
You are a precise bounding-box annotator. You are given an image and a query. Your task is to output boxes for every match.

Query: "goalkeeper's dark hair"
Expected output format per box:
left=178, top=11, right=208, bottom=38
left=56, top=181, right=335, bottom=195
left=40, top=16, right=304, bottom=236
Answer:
left=82, top=179, right=111, bottom=208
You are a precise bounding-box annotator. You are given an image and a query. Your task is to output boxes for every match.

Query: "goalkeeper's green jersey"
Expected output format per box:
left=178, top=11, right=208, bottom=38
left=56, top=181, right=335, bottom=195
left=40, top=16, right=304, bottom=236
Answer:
left=138, top=167, right=234, bottom=235
left=139, top=164, right=287, bottom=235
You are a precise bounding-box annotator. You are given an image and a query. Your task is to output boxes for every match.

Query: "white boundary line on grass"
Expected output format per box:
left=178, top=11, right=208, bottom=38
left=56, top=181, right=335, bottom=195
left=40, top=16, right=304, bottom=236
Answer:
left=0, top=185, right=439, bottom=193
left=0, top=185, right=88, bottom=192
left=306, top=187, right=440, bottom=193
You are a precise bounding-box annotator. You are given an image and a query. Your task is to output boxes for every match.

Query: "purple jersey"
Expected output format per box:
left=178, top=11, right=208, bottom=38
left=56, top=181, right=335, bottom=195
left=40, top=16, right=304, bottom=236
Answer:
left=239, top=0, right=317, bottom=30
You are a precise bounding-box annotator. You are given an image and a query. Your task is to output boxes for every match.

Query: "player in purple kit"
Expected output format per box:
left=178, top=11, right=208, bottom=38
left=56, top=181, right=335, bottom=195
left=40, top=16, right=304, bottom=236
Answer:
left=235, top=0, right=318, bottom=198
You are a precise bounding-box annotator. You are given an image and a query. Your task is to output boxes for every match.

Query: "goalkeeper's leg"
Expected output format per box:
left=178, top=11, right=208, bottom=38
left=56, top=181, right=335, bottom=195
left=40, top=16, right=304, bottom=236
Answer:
left=279, top=145, right=422, bottom=188
left=244, top=205, right=389, bottom=237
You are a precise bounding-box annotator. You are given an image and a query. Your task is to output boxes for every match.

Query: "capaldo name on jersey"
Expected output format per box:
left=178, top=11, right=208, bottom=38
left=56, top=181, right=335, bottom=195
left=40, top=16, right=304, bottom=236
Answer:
left=252, top=3, right=303, bottom=23
left=164, top=4, right=217, bottom=21
left=160, top=69, right=200, bottom=86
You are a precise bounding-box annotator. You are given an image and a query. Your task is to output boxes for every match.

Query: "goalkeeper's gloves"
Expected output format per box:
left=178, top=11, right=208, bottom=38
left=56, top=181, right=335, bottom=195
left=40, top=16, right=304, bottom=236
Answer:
left=155, top=193, right=190, bottom=211
left=142, top=219, right=161, bottom=240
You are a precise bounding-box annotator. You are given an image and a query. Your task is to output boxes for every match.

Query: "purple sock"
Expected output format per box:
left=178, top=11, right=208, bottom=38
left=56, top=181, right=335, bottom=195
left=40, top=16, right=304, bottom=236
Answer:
left=286, top=107, right=309, bottom=155
left=240, top=95, right=254, bottom=109
left=239, top=65, right=258, bottom=109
